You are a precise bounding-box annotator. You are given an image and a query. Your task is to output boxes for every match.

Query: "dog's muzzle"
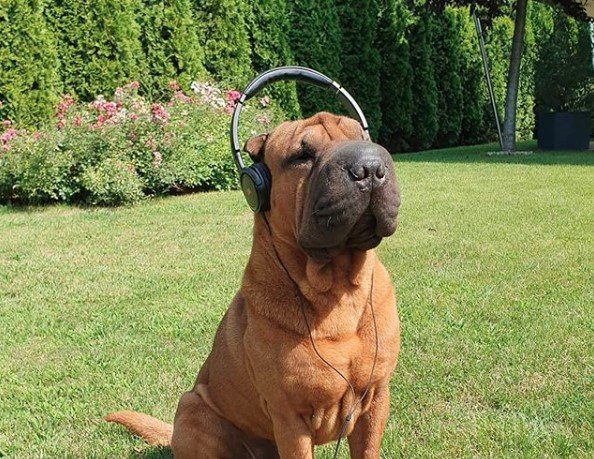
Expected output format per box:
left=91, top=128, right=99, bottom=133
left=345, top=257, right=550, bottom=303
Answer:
left=297, top=141, right=400, bottom=259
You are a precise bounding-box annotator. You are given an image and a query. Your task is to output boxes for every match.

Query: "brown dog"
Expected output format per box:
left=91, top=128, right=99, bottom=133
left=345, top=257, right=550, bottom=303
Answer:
left=106, top=112, right=401, bottom=458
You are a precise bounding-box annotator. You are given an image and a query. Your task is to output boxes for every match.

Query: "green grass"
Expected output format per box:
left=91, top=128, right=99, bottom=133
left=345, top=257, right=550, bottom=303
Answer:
left=1, top=143, right=593, bottom=458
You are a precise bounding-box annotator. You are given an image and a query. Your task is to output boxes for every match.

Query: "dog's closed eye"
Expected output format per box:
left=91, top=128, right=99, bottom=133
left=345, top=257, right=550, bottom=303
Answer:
left=290, top=141, right=316, bottom=165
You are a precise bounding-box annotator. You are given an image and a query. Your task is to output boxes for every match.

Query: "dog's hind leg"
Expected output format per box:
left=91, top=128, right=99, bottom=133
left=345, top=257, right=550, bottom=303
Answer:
left=172, top=390, right=278, bottom=459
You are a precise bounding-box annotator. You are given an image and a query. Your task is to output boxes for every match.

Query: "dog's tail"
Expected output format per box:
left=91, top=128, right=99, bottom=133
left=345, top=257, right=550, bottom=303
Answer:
left=105, top=410, right=173, bottom=446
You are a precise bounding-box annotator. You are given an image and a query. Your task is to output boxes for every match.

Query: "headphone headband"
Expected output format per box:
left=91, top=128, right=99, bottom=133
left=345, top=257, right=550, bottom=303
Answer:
left=230, top=66, right=369, bottom=171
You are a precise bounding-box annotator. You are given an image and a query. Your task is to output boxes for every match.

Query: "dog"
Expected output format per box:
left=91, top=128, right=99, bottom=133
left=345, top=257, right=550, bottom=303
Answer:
left=106, top=112, right=401, bottom=458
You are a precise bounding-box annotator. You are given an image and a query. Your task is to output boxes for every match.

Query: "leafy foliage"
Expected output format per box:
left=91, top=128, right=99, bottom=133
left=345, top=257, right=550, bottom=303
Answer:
left=431, top=8, right=464, bottom=147
left=376, top=0, right=414, bottom=151
left=0, top=0, right=61, bottom=126
left=455, top=7, right=488, bottom=145
left=44, top=0, right=143, bottom=101
left=138, top=0, right=206, bottom=99
left=192, top=0, right=253, bottom=87
left=286, top=0, right=343, bottom=116
left=407, top=10, right=438, bottom=150
left=337, top=0, right=382, bottom=139
left=0, top=83, right=284, bottom=205
left=247, top=0, right=301, bottom=118
left=534, top=4, right=593, bottom=112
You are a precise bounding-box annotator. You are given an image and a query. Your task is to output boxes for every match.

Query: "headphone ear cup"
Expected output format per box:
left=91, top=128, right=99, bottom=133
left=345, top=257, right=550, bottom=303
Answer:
left=240, top=163, right=271, bottom=212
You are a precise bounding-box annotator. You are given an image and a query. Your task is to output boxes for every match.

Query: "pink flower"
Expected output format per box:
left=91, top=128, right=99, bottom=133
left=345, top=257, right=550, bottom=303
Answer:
left=129, top=112, right=138, bottom=121
left=1, top=128, right=18, bottom=143
left=225, top=90, right=241, bottom=103
left=171, top=90, right=191, bottom=104
left=169, top=80, right=180, bottom=91
left=73, top=115, right=83, bottom=126
left=56, top=119, right=65, bottom=130
left=150, top=103, right=170, bottom=124
left=114, top=87, right=124, bottom=98
left=104, top=101, right=118, bottom=116
left=128, top=81, right=140, bottom=90
left=56, top=94, right=74, bottom=118
left=33, top=131, right=41, bottom=140
left=2, top=120, right=12, bottom=129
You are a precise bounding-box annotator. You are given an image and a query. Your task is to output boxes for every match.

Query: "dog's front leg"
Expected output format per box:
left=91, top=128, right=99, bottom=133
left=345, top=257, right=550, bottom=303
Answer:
left=270, top=409, right=314, bottom=459
left=347, top=386, right=390, bottom=459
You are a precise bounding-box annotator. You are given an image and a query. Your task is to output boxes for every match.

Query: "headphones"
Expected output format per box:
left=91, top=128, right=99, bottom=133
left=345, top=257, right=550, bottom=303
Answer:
left=230, top=66, right=370, bottom=212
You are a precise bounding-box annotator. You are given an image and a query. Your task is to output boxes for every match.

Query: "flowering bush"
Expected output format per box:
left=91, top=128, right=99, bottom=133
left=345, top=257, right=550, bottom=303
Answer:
left=0, top=81, right=283, bottom=205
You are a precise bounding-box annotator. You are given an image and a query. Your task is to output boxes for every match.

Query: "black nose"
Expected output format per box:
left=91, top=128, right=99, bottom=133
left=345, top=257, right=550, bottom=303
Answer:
left=335, top=141, right=390, bottom=187
left=349, top=161, right=386, bottom=181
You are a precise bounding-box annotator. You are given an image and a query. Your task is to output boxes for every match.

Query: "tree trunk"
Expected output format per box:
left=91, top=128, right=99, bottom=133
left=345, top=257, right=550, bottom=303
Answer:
left=501, top=0, right=528, bottom=152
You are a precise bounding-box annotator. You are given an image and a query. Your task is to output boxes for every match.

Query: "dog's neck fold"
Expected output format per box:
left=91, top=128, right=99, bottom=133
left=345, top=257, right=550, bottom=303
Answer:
left=245, top=216, right=376, bottom=306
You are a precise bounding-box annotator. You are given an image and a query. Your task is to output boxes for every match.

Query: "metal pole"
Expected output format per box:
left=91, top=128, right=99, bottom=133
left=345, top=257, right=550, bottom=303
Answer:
left=472, top=6, right=503, bottom=150
left=590, top=22, right=594, bottom=70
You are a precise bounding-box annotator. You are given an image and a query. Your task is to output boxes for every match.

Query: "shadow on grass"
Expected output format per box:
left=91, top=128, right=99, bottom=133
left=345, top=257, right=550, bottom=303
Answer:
left=134, top=446, right=173, bottom=459
left=392, top=141, right=594, bottom=166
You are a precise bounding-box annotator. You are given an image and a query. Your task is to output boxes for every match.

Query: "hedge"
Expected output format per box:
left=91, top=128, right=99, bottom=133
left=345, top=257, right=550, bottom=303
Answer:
left=286, top=0, right=343, bottom=116
left=407, top=10, right=438, bottom=151
left=1, top=0, right=592, bottom=154
left=248, top=0, right=301, bottom=119
left=44, top=0, right=143, bottom=102
left=138, top=0, right=206, bottom=99
left=0, top=0, right=61, bottom=127
left=192, top=0, right=253, bottom=88
left=376, top=0, right=413, bottom=151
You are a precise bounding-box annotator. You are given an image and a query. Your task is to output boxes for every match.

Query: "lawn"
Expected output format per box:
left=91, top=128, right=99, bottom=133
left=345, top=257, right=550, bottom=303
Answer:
left=1, top=143, right=592, bottom=458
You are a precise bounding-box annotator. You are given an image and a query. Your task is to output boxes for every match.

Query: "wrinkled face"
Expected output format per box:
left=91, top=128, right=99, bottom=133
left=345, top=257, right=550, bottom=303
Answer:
left=244, top=112, right=400, bottom=260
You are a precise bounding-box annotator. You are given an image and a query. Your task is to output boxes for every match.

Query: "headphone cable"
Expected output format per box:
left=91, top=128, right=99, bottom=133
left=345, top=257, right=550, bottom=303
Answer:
left=260, top=213, right=379, bottom=458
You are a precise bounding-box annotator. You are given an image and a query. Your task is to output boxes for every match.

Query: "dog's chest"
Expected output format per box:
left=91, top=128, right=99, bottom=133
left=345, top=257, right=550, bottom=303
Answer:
left=280, top=314, right=397, bottom=410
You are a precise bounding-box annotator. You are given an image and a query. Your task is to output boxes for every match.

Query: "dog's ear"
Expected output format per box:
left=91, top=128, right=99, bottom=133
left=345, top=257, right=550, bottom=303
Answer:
left=243, top=134, right=268, bottom=162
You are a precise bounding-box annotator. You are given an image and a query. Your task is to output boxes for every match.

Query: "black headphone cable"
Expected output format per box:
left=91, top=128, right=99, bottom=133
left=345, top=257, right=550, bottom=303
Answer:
left=260, top=213, right=380, bottom=459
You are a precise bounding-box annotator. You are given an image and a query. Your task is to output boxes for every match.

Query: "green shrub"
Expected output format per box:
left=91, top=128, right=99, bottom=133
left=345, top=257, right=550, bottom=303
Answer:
left=193, top=0, right=253, bottom=88
left=0, top=135, right=75, bottom=203
left=248, top=0, right=301, bottom=118
left=286, top=0, right=343, bottom=116
left=376, top=0, right=413, bottom=151
left=138, top=0, right=206, bottom=99
left=407, top=10, right=438, bottom=150
left=337, top=0, right=382, bottom=139
left=431, top=8, right=463, bottom=147
left=534, top=4, right=593, bottom=112
left=0, top=0, right=61, bottom=127
left=454, top=7, right=488, bottom=145
left=0, top=82, right=284, bottom=205
left=45, top=0, right=144, bottom=101
left=80, top=158, right=145, bottom=206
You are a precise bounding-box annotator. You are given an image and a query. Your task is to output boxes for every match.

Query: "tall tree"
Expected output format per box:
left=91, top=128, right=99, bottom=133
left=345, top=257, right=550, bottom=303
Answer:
left=45, top=0, right=143, bottom=100
left=376, top=0, right=414, bottom=151
left=138, top=0, right=206, bottom=98
left=431, top=7, right=464, bottom=147
left=534, top=4, right=593, bottom=112
left=193, top=0, right=253, bottom=88
left=337, top=0, right=382, bottom=139
left=286, top=0, right=343, bottom=116
left=407, top=10, right=438, bottom=150
left=248, top=0, right=300, bottom=118
left=427, top=0, right=589, bottom=151
left=0, top=0, right=61, bottom=126
left=454, top=7, right=488, bottom=145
